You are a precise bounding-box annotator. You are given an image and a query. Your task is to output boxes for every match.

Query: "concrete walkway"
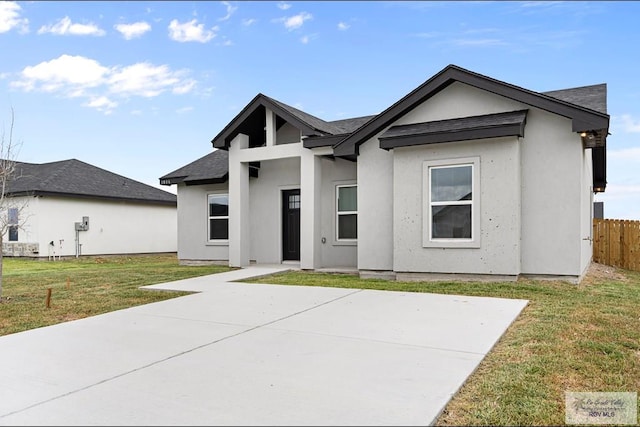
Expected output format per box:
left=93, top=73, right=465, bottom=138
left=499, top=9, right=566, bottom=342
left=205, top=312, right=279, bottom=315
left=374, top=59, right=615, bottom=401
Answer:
left=0, top=266, right=528, bottom=426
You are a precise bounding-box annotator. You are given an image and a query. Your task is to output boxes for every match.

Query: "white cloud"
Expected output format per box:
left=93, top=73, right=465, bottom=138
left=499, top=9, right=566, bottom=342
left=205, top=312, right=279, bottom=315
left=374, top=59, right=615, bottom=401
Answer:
left=452, top=38, right=506, bottom=47
left=277, top=2, right=292, bottom=10
left=176, top=106, right=194, bottom=114
left=38, top=16, right=106, bottom=36
left=10, top=55, right=196, bottom=114
left=172, top=79, right=197, bottom=95
left=596, top=184, right=640, bottom=220
left=615, top=114, right=640, bottom=133
left=114, top=21, right=151, bottom=40
left=84, top=96, right=118, bottom=114
left=608, top=147, right=640, bottom=162
left=337, top=22, right=350, bottom=31
left=11, top=55, right=108, bottom=94
left=603, top=183, right=640, bottom=195
left=109, top=63, right=190, bottom=97
left=280, top=12, right=312, bottom=31
left=520, top=1, right=565, bottom=8
left=300, top=33, right=318, bottom=44
left=0, top=1, right=28, bottom=33
left=168, top=19, right=217, bottom=42
left=219, top=1, right=237, bottom=21
left=412, top=32, right=440, bottom=38
left=242, top=18, right=257, bottom=26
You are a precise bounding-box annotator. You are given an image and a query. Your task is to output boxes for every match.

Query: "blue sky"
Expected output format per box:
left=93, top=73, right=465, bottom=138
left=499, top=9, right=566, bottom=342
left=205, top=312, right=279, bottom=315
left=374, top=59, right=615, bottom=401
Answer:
left=1, top=1, right=639, bottom=219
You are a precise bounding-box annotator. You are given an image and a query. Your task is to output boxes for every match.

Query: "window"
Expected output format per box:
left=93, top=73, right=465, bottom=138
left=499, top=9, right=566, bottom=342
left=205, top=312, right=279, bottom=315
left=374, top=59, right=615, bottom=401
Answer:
left=424, top=158, right=480, bottom=248
left=289, top=193, right=300, bottom=209
left=8, top=208, right=18, bottom=242
left=336, top=185, right=357, bottom=240
left=208, top=194, right=228, bottom=241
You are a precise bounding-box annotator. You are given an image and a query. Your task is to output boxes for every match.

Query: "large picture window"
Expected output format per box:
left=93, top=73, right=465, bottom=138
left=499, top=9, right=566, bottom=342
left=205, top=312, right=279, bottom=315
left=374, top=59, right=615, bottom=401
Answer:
left=336, top=184, right=357, bottom=240
left=208, top=194, right=229, bottom=241
left=423, top=158, right=480, bottom=248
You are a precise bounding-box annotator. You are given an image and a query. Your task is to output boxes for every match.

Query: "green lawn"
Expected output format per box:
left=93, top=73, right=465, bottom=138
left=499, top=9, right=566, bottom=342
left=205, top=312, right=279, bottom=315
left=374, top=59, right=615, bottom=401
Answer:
left=0, top=254, right=231, bottom=336
left=1, top=255, right=637, bottom=425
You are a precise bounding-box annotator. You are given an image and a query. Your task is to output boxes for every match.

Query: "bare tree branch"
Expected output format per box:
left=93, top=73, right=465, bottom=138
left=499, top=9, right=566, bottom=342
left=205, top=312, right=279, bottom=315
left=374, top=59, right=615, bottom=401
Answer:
left=0, top=108, right=26, bottom=301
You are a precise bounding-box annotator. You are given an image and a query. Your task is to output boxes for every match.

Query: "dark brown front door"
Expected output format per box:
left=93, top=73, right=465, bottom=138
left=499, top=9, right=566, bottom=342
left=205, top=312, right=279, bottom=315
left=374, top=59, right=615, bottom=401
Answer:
left=282, top=189, right=300, bottom=261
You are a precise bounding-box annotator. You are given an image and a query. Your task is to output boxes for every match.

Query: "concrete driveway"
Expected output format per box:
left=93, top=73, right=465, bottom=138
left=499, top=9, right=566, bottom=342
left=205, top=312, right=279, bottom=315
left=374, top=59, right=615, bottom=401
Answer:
left=0, top=266, right=528, bottom=426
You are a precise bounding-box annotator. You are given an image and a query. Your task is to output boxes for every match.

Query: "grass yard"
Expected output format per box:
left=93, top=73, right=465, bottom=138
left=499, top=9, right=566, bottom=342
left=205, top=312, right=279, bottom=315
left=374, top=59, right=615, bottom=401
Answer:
left=0, top=255, right=638, bottom=425
left=0, top=254, right=231, bottom=337
left=242, top=263, right=640, bottom=426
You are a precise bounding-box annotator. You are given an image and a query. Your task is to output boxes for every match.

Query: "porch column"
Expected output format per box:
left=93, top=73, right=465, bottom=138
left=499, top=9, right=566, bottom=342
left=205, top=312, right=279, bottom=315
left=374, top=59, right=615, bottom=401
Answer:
left=265, top=108, right=276, bottom=147
left=228, top=134, right=250, bottom=267
left=300, top=149, right=321, bottom=269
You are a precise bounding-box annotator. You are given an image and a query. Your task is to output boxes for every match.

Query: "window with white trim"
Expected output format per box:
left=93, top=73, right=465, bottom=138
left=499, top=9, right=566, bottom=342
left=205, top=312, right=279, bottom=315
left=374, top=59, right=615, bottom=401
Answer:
left=208, top=194, right=229, bottom=241
left=8, top=208, right=18, bottom=242
left=424, top=158, right=480, bottom=248
left=336, top=184, right=357, bottom=240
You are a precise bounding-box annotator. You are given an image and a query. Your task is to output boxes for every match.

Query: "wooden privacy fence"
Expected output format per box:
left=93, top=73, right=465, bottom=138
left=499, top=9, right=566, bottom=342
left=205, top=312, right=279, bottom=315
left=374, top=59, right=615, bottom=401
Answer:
left=593, top=218, right=640, bottom=272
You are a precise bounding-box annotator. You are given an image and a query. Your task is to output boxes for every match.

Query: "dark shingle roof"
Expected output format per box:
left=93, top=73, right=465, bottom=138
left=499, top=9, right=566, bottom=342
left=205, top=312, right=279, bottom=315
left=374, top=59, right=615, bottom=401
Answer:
left=159, top=150, right=228, bottom=185
left=333, top=64, right=609, bottom=158
left=263, top=95, right=342, bottom=135
left=543, top=84, right=607, bottom=114
left=192, top=64, right=609, bottom=189
left=328, top=115, right=377, bottom=133
left=379, top=110, right=528, bottom=149
left=8, top=159, right=176, bottom=205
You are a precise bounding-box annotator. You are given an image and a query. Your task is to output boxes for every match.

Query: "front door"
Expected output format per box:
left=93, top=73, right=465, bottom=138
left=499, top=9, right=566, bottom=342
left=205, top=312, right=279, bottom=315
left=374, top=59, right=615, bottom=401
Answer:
left=282, top=189, right=300, bottom=261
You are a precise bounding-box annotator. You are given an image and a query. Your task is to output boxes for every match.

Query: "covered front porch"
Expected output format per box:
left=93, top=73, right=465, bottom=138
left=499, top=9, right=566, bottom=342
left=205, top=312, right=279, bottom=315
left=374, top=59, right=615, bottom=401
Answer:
left=227, top=133, right=358, bottom=271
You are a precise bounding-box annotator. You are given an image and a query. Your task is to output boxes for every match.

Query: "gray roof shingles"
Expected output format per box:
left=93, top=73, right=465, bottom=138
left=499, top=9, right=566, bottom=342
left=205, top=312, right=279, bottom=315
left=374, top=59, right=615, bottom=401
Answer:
left=543, top=84, right=607, bottom=114
left=9, top=159, right=176, bottom=205
left=381, top=110, right=528, bottom=139
left=263, top=95, right=341, bottom=135
left=162, top=69, right=607, bottom=185
left=159, top=150, right=228, bottom=185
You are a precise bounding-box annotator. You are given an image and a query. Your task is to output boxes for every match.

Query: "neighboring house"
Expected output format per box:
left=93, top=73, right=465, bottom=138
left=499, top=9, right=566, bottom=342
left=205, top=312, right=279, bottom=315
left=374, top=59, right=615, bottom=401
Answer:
left=160, top=64, right=608, bottom=283
left=4, top=159, right=177, bottom=258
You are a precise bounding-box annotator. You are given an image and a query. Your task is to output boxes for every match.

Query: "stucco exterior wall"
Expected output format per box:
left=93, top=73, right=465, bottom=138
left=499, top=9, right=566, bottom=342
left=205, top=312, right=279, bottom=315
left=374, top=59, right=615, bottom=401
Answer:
left=393, top=138, right=521, bottom=275
left=580, top=148, right=594, bottom=275
left=358, top=81, right=588, bottom=278
left=319, top=156, right=357, bottom=268
left=176, top=182, right=229, bottom=262
left=519, top=110, right=583, bottom=277
left=5, top=195, right=177, bottom=257
left=2, top=195, right=40, bottom=256
left=249, top=157, right=300, bottom=264
left=276, top=122, right=302, bottom=145
left=233, top=143, right=357, bottom=267
left=357, top=139, right=394, bottom=272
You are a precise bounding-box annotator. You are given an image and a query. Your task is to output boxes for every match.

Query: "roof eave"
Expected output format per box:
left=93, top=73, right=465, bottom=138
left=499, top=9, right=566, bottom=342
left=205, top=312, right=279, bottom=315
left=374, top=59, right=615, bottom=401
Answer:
left=9, top=191, right=177, bottom=206
left=333, top=64, right=610, bottom=157
left=159, top=176, right=186, bottom=186
left=212, top=94, right=327, bottom=150
left=184, top=175, right=229, bottom=186
left=379, top=122, right=526, bottom=150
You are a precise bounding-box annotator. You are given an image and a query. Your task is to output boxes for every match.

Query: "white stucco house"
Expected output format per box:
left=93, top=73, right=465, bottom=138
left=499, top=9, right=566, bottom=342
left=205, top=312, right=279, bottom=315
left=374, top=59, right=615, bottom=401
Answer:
left=160, top=64, right=608, bottom=283
left=4, top=158, right=177, bottom=258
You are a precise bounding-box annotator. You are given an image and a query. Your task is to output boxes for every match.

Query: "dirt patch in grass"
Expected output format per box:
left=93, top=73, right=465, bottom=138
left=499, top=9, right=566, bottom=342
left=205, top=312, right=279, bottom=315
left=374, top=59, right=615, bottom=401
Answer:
left=581, top=262, right=629, bottom=285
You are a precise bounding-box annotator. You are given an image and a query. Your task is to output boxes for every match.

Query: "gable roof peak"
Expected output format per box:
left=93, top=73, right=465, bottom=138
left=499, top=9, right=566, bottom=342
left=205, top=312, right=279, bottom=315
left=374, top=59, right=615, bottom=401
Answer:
left=212, top=92, right=346, bottom=149
left=333, top=63, right=609, bottom=157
